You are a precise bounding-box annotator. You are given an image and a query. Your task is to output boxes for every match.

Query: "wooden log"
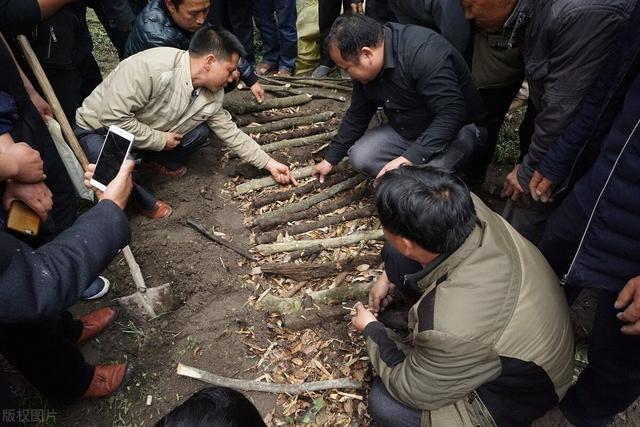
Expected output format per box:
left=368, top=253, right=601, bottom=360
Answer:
left=257, top=175, right=365, bottom=220
left=258, top=254, right=380, bottom=280
left=253, top=229, right=384, bottom=255
left=256, top=206, right=376, bottom=244
left=282, top=305, right=347, bottom=330
left=176, top=363, right=362, bottom=393
left=261, top=76, right=351, bottom=92
left=223, top=94, right=312, bottom=115
left=259, top=130, right=337, bottom=154
left=252, top=184, right=368, bottom=231
left=253, top=84, right=347, bottom=102
left=256, top=126, right=334, bottom=144
left=256, top=281, right=372, bottom=315
left=235, top=111, right=306, bottom=127
left=286, top=245, right=325, bottom=261
left=241, top=111, right=334, bottom=134
left=252, top=171, right=353, bottom=208
left=265, top=75, right=348, bottom=83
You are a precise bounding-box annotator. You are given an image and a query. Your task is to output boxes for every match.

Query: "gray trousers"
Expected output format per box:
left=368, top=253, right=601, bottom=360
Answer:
left=368, top=378, right=422, bottom=427
left=502, top=198, right=554, bottom=245
left=347, top=124, right=482, bottom=177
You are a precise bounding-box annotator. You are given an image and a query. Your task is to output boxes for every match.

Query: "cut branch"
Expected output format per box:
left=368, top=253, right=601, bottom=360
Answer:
left=235, top=111, right=306, bottom=127
left=261, top=76, right=351, bottom=92
left=223, top=94, right=312, bottom=115
left=283, top=305, right=347, bottom=330
left=251, top=185, right=368, bottom=231
left=255, top=126, right=335, bottom=144
left=257, top=175, right=365, bottom=219
left=258, top=254, right=380, bottom=280
left=176, top=363, right=362, bottom=393
left=256, top=206, right=376, bottom=244
left=259, top=130, right=337, bottom=154
left=253, top=229, right=384, bottom=255
left=241, top=111, right=334, bottom=134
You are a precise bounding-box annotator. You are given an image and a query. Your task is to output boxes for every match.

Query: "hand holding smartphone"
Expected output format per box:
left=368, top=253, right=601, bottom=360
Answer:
left=90, top=126, right=134, bottom=192
left=7, top=200, right=40, bottom=236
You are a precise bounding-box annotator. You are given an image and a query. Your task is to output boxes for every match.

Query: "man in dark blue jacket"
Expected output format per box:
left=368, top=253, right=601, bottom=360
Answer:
left=535, top=3, right=640, bottom=424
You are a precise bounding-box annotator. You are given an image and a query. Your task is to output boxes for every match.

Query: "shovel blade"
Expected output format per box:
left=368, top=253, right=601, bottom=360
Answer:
left=118, top=283, right=174, bottom=321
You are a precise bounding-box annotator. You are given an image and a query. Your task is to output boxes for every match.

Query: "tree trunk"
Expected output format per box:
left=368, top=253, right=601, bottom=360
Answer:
left=253, top=229, right=384, bottom=255
left=241, top=111, right=334, bottom=135
left=256, top=206, right=376, bottom=244
left=257, top=254, right=380, bottom=280
left=223, top=94, right=312, bottom=115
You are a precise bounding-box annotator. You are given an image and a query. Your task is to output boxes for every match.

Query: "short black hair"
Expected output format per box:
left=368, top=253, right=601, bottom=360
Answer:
left=189, top=26, right=247, bottom=60
left=326, top=13, right=384, bottom=62
left=375, top=166, right=478, bottom=254
left=154, top=386, right=267, bottom=427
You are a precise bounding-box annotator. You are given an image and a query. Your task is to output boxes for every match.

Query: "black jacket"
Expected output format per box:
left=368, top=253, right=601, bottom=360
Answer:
left=325, top=23, right=485, bottom=165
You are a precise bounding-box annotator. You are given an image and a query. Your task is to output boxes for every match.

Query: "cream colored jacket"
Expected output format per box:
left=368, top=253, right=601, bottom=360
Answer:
left=76, top=47, right=270, bottom=168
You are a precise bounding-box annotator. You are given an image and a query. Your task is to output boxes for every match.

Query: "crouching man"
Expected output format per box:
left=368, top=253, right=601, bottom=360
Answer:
left=352, top=166, right=574, bottom=426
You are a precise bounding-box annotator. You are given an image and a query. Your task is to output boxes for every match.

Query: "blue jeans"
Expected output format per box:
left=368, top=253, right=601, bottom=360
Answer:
left=253, top=0, right=297, bottom=71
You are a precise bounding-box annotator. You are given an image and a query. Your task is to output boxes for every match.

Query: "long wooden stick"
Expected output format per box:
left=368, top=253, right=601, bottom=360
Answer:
left=186, top=218, right=258, bottom=261
left=251, top=171, right=353, bottom=208
left=224, top=94, right=312, bottom=115
left=256, top=126, right=334, bottom=145
left=259, top=130, right=337, bottom=154
left=235, top=111, right=306, bottom=127
left=258, top=254, right=380, bottom=280
left=176, top=363, right=363, bottom=393
left=241, top=111, right=334, bottom=134
left=253, top=229, right=384, bottom=255
left=16, top=35, right=89, bottom=170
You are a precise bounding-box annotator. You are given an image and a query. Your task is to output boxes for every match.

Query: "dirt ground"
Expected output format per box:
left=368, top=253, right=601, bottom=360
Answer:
left=8, top=13, right=640, bottom=427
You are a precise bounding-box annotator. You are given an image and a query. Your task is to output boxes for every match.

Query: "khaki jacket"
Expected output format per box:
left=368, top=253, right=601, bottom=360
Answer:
left=364, top=195, right=574, bottom=426
left=76, top=47, right=270, bottom=168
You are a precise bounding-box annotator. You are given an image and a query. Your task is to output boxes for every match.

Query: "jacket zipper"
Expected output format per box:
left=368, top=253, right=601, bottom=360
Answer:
left=561, top=117, right=640, bottom=286
left=48, top=25, right=57, bottom=59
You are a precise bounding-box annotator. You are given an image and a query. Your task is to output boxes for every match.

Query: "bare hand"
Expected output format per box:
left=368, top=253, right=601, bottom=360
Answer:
left=369, top=271, right=395, bottom=316
left=529, top=170, right=554, bottom=203
left=501, top=164, right=525, bottom=203
left=265, top=159, right=298, bottom=186
left=250, top=82, right=265, bottom=104
left=312, top=159, right=333, bottom=183
left=350, top=1, right=364, bottom=13
left=375, top=156, right=411, bottom=181
left=28, top=91, right=53, bottom=121
left=84, top=161, right=134, bottom=210
left=4, top=142, right=45, bottom=183
left=164, top=132, right=183, bottom=150
left=615, top=276, right=640, bottom=335
left=351, top=302, right=377, bottom=332
left=3, top=180, right=53, bottom=220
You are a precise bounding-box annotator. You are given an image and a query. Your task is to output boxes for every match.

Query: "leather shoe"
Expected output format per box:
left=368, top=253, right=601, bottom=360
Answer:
left=140, top=200, right=173, bottom=219
left=82, top=363, right=132, bottom=398
left=142, top=161, right=187, bottom=178
left=77, top=307, right=117, bottom=344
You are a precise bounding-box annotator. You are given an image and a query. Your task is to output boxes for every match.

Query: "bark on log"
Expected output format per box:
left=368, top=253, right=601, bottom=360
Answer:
left=259, top=130, right=337, bottom=154
left=235, top=111, right=306, bottom=127
left=176, top=363, right=363, bottom=393
left=253, top=229, right=384, bottom=255
left=256, top=281, right=372, bottom=315
left=265, top=75, right=349, bottom=83
left=257, top=176, right=365, bottom=220
left=258, top=84, right=347, bottom=102
left=255, top=126, right=334, bottom=144
left=252, top=171, right=353, bottom=209
left=261, top=76, right=351, bottom=92
left=251, top=185, right=368, bottom=231
left=282, top=305, right=347, bottom=330
left=241, top=111, right=334, bottom=134
left=256, top=206, right=376, bottom=244
left=223, top=94, right=312, bottom=115
left=258, top=254, right=380, bottom=280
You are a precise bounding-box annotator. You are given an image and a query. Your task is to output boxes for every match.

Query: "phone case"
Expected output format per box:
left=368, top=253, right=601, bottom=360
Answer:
left=6, top=201, right=41, bottom=236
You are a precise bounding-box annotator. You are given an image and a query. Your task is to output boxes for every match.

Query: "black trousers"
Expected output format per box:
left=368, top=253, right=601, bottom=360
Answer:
left=0, top=312, right=93, bottom=402
left=208, top=0, right=256, bottom=65
left=318, top=0, right=351, bottom=66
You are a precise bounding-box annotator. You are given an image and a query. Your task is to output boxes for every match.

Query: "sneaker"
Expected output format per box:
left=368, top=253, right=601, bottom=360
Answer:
left=81, top=276, right=110, bottom=300
left=274, top=68, right=293, bottom=77
left=312, top=64, right=334, bottom=79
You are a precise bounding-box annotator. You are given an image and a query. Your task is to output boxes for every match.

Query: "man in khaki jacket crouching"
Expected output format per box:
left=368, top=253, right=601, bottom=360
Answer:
left=75, top=27, right=295, bottom=218
left=351, top=166, right=574, bottom=426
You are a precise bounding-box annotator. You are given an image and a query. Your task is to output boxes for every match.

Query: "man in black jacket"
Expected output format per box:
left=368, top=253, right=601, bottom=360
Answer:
left=312, top=14, right=486, bottom=181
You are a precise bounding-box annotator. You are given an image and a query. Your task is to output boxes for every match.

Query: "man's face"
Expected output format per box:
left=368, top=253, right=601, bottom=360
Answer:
left=166, top=0, right=210, bottom=33
left=461, top=0, right=516, bottom=32
left=329, top=45, right=379, bottom=84
left=202, top=52, right=240, bottom=91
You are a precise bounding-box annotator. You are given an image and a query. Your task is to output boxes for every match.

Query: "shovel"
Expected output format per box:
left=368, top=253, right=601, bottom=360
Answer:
left=16, top=35, right=174, bottom=319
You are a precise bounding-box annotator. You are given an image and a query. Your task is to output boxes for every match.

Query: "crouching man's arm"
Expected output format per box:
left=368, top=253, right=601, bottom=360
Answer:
left=352, top=303, right=501, bottom=410
left=208, top=106, right=297, bottom=185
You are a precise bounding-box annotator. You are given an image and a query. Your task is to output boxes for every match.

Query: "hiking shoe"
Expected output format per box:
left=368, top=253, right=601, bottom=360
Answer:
left=312, top=65, right=334, bottom=78
left=81, top=276, right=110, bottom=300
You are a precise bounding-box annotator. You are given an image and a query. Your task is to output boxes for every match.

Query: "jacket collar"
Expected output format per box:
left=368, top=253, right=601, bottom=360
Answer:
left=503, top=0, right=532, bottom=48
left=382, top=25, right=396, bottom=71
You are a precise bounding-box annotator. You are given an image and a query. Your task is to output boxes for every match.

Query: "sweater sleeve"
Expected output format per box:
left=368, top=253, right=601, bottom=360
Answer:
left=0, top=200, right=130, bottom=323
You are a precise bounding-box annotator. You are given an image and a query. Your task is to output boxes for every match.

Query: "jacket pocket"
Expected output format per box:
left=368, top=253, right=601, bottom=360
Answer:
left=30, top=7, right=78, bottom=69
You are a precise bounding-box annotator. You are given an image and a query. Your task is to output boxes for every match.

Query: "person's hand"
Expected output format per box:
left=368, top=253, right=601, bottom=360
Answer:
left=28, top=90, right=53, bottom=121
left=250, top=82, right=265, bottom=104
left=84, top=161, right=134, bottom=209
left=164, top=132, right=183, bottom=150
left=375, top=156, right=411, bottom=181
left=350, top=1, right=364, bottom=13
left=529, top=170, right=554, bottom=203
left=351, top=302, right=377, bottom=332
left=615, top=276, right=640, bottom=335
left=312, top=159, right=333, bottom=183
left=265, top=158, right=298, bottom=186
left=3, top=142, right=45, bottom=183
left=501, top=164, right=525, bottom=204
left=369, top=271, right=395, bottom=316
left=3, top=180, right=52, bottom=220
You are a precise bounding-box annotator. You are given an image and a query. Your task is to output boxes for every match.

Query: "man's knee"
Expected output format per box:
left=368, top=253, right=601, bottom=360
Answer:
left=348, top=143, right=374, bottom=176
left=183, top=123, right=210, bottom=148
left=368, top=378, right=422, bottom=427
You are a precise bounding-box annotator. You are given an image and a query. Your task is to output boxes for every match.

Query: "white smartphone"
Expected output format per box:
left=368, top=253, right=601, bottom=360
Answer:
left=90, top=125, right=134, bottom=192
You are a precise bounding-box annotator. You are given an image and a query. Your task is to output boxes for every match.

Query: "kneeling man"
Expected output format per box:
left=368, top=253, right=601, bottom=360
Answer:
left=352, top=166, right=574, bottom=426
